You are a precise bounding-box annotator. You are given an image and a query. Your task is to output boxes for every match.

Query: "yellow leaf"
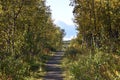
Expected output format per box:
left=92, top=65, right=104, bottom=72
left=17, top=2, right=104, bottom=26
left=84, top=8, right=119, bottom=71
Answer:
left=0, top=5, right=3, bottom=14
left=115, top=71, right=119, bottom=76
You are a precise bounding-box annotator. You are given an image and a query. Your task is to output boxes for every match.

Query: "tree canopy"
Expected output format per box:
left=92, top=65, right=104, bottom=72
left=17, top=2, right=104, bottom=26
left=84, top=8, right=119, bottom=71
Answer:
left=0, top=0, right=64, bottom=79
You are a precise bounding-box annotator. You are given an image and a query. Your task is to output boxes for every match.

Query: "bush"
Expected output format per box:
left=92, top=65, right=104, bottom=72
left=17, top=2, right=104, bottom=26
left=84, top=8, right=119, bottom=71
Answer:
left=67, top=52, right=120, bottom=80
left=65, top=47, right=78, bottom=59
left=0, top=56, right=29, bottom=80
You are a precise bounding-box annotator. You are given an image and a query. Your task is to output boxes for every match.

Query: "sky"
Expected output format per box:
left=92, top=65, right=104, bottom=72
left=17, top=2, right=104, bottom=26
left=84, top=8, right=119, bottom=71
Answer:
left=46, top=0, right=77, bottom=41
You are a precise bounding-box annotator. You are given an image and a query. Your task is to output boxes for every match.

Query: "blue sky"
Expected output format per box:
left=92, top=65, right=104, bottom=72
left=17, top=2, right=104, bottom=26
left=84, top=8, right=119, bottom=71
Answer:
left=46, top=0, right=77, bottom=40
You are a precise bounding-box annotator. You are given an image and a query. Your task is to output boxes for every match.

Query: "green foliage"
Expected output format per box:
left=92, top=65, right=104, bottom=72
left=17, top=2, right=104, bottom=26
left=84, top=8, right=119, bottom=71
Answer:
left=0, top=56, right=29, bottom=80
left=63, top=0, right=120, bottom=79
left=65, top=47, right=78, bottom=58
left=64, top=49, right=120, bottom=80
left=0, top=0, right=64, bottom=79
left=70, top=0, right=120, bottom=52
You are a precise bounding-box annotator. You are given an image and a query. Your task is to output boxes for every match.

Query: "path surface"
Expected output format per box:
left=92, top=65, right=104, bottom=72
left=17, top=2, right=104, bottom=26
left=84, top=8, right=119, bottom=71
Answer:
left=43, top=52, right=64, bottom=80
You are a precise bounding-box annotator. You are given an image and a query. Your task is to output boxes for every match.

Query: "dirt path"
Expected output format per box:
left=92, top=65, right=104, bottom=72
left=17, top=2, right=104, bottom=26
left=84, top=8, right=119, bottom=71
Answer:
left=43, top=52, right=64, bottom=80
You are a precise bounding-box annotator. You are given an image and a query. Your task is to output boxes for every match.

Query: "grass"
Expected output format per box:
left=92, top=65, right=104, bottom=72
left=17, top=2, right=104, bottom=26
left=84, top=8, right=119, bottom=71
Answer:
left=62, top=57, right=74, bottom=80
left=25, top=52, right=55, bottom=80
left=62, top=50, right=120, bottom=80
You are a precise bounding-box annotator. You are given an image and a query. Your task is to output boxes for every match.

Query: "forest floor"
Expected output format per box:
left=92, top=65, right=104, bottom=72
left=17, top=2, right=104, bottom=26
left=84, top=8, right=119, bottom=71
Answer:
left=43, top=51, right=64, bottom=80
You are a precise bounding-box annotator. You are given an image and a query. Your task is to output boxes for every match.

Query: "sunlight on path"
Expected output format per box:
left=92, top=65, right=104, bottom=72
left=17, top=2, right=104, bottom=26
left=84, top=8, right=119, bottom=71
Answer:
left=43, top=52, right=64, bottom=80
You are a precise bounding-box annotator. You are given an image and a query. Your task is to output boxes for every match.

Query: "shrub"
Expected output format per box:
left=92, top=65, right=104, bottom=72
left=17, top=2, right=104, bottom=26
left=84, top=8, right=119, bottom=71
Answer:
left=0, top=56, right=29, bottom=80
left=65, top=47, right=78, bottom=59
left=68, top=52, right=120, bottom=80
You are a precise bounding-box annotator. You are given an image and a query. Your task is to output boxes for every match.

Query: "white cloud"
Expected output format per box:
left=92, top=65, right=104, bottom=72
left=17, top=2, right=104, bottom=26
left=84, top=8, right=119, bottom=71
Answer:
left=54, top=19, right=74, bottom=26
left=46, top=0, right=74, bottom=26
left=46, top=0, right=77, bottom=41
left=63, top=35, right=77, bottom=41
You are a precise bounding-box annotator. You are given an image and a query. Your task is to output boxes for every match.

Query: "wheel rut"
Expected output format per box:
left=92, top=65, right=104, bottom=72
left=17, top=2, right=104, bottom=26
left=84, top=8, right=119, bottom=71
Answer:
left=43, top=52, right=64, bottom=80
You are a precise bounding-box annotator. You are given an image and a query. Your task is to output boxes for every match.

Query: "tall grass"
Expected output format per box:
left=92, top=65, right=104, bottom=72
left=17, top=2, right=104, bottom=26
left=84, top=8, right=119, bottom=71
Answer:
left=63, top=47, right=120, bottom=80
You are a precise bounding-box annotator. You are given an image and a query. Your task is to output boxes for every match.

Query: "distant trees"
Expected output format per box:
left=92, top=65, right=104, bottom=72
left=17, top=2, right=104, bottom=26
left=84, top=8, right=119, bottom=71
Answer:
left=0, top=0, right=64, bottom=79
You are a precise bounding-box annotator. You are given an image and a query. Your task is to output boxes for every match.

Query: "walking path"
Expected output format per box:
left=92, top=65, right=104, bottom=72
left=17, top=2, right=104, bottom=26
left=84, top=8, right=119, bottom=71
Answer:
left=43, top=52, right=64, bottom=80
